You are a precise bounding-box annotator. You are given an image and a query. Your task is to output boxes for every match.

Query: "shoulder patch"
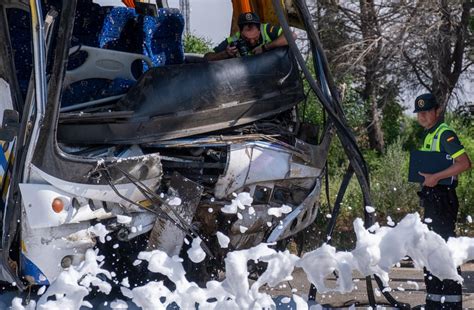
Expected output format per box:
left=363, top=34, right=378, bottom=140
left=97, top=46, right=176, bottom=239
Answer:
left=447, top=136, right=455, bottom=142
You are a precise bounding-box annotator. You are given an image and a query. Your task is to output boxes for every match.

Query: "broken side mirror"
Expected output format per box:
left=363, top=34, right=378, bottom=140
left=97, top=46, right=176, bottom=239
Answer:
left=0, top=109, right=19, bottom=142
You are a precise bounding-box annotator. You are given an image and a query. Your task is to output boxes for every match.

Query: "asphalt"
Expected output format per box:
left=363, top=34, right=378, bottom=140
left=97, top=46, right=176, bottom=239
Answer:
left=2, top=264, right=473, bottom=309
left=262, top=263, right=474, bottom=309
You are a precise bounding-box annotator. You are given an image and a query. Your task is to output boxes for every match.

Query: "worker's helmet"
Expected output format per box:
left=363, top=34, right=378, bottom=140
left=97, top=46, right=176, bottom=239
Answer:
left=413, top=93, right=438, bottom=113
left=238, top=12, right=261, bottom=28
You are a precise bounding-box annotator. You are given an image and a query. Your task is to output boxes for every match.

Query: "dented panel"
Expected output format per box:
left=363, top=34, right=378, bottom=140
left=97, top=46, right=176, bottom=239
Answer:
left=0, top=0, right=336, bottom=289
left=214, top=141, right=322, bottom=199
left=19, top=183, right=115, bottom=229
left=21, top=222, right=96, bottom=284
left=30, top=165, right=159, bottom=207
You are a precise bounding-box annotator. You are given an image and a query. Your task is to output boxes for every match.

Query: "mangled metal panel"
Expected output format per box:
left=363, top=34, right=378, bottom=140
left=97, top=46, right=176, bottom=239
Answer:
left=147, top=172, right=203, bottom=256
left=214, top=140, right=321, bottom=199
left=57, top=48, right=304, bottom=144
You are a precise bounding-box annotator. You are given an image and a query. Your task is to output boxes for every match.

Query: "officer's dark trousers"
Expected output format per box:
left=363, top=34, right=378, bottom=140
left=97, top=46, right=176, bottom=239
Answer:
left=420, top=185, right=462, bottom=310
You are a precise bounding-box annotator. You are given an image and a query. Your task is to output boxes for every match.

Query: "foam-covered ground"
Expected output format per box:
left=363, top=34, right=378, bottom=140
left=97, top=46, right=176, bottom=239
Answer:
left=4, top=211, right=474, bottom=309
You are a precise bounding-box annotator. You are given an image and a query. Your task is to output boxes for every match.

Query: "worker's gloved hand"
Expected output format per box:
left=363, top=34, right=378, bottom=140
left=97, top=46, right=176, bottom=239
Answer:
left=252, top=46, right=264, bottom=55
left=226, top=45, right=238, bottom=58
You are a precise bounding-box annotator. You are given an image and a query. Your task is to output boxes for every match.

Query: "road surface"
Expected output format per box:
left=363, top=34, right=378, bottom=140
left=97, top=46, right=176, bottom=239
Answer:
left=1, top=263, right=473, bottom=309
left=264, top=262, right=474, bottom=309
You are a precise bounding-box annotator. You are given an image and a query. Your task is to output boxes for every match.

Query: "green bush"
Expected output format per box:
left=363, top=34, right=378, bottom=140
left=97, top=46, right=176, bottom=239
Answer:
left=369, top=138, right=419, bottom=219
left=293, top=66, right=473, bottom=248
left=183, top=34, right=213, bottom=54
left=331, top=139, right=418, bottom=223
left=305, top=116, right=474, bottom=250
left=401, top=116, right=424, bottom=151
left=382, top=97, right=404, bottom=145
left=449, top=117, right=474, bottom=224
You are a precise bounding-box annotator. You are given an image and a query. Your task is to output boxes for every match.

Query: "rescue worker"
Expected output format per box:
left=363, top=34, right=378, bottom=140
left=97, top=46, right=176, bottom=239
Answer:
left=204, top=12, right=292, bottom=61
left=414, top=93, right=471, bottom=309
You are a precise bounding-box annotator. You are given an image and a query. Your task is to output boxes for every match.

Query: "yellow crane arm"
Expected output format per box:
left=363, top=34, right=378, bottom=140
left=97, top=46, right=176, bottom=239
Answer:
left=230, top=0, right=302, bottom=34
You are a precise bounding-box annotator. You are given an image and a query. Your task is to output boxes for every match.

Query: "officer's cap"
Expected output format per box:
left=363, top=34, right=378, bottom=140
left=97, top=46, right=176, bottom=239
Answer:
left=413, top=93, right=438, bottom=113
left=238, top=12, right=260, bottom=27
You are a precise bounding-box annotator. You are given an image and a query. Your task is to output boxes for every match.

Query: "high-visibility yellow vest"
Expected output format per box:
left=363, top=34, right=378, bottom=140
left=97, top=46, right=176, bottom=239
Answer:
left=226, top=23, right=278, bottom=55
left=420, top=122, right=451, bottom=152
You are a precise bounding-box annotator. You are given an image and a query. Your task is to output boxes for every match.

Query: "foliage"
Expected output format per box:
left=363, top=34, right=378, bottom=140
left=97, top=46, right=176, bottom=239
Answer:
left=368, top=139, right=419, bottom=217
left=298, top=114, right=474, bottom=250
left=381, top=97, right=404, bottom=145
left=299, top=74, right=368, bottom=131
left=470, top=15, right=474, bottom=61
left=401, top=116, right=424, bottom=151
left=448, top=117, right=474, bottom=222
left=398, top=1, right=471, bottom=108
left=294, top=0, right=473, bottom=247
left=299, top=84, right=324, bottom=126
left=307, top=0, right=472, bottom=152
left=183, top=33, right=212, bottom=54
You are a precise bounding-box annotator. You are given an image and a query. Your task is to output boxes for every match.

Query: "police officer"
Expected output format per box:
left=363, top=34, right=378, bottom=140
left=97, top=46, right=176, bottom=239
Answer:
left=414, top=93, right=471, bottom=309
left=204, top=12, right=293, bottom=61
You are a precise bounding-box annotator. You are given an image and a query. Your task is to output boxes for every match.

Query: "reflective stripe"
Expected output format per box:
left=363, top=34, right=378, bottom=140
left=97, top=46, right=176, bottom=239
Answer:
left=432, top=125, right=448, bottom=151
left=421, top=123, right=450, bottom=152
left=226, top=23, right=273, bottom=55
left=260, top=24, right=272, bottom=44
left=451, top=148, right=466, bottom=159
left=426, top=293, right=462, bottom=303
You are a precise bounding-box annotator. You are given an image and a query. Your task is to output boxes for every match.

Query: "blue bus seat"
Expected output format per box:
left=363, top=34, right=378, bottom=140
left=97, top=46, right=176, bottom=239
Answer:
left=99, top=7, right=185, bottom=67
left=62, top=7, right=184, bottom=109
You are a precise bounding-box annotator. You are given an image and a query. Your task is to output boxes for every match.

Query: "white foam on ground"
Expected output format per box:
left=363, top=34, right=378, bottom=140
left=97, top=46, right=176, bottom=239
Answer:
left=17, top=212, right=474, bottom=309
left=365, top=206, right=376, bottom=213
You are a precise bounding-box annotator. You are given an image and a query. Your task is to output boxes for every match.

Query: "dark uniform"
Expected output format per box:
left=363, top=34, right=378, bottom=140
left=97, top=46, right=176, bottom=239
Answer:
left=414, top=94, right=465, bottom=309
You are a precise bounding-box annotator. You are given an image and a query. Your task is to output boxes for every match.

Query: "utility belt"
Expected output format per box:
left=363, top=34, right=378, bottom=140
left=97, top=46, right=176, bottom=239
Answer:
left=418, top=181, right=457, bottom=200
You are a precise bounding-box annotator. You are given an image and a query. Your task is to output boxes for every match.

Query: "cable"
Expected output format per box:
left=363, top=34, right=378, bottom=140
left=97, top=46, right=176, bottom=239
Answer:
left=308, top=165, right=353, bottom=301
left=271, top=0, right=410, bottom=308
left=101, top=163, right=215, bottom=258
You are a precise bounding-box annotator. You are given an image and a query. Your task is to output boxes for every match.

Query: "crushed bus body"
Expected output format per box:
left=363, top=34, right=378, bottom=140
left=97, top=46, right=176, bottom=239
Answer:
left=0, top=0, right=331, bottom=288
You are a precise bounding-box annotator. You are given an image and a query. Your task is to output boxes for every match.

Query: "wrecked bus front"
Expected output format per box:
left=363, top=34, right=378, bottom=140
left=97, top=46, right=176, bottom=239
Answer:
left=1, top=0, right=162, bottom=287
left=0, top=0, right=330, bottom=288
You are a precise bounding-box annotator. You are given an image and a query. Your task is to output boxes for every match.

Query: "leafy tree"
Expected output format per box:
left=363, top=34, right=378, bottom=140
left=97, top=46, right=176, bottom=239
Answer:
left=381, top=93, right=404, bottom=146
left=401, top=1, right=472, bottom=111
left=305, top=0, right=472, bottom=152
left=309, top=0, right=410, bottom=153
left=470, top=11, right=474, bottom=61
